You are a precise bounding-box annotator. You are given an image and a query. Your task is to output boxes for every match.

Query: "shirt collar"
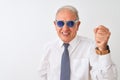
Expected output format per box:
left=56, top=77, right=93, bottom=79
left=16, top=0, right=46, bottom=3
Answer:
left=69, top=35, right=79, bottom=49
left=58, top=35, right=80, bottom=49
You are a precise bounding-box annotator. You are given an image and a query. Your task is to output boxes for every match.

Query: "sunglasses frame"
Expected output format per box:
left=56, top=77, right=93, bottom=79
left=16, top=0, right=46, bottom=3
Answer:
left=55, top=19, right=79, bottom=28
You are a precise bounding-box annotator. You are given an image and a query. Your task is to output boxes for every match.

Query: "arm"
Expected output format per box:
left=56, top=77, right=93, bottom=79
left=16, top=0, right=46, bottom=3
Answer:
left=90, top=52, right=117, bottom=80
left=38, top=47, right=49, bottom=80
left=38, top=55, right=48, bottom=80
left=90, top=25, right=117, bottom=80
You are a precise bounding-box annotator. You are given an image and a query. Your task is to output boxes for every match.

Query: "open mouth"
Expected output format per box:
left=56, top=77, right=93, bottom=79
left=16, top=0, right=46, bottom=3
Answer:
left=62, top=32, right=70, bottom=36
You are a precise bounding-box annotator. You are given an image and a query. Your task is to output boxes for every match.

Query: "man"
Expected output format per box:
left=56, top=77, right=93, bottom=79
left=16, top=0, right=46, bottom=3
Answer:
left=38, top=5, right=117, bottom=80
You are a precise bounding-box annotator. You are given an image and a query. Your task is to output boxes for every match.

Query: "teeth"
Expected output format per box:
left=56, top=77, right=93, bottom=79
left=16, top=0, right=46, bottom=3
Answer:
left=62, top=32, right=69, bottom=36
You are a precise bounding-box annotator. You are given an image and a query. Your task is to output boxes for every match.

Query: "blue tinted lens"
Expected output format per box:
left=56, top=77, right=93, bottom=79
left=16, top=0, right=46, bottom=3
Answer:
left=57, top=21, right=64, bottom=27
left=67, top=21, right=74, bottom=27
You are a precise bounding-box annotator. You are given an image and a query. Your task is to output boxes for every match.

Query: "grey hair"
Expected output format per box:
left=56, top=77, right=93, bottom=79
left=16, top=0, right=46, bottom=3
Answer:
left=55, top=5, right=79, bottom=20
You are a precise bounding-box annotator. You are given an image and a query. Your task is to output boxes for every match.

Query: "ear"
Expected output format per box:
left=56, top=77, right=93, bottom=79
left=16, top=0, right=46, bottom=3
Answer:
left=54, top=21, right=58, bottom=31
left=54, top=21, right=56, bottom=25
left=76, top=21, right=81, bottom=30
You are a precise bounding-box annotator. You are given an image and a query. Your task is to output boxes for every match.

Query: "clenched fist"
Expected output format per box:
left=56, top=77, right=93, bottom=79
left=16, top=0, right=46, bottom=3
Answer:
left=94, top=25, right=111, bottom=50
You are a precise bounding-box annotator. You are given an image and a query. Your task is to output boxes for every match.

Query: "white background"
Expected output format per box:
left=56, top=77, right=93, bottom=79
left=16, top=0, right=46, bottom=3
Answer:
left=0, top=0, right=120, bottom=80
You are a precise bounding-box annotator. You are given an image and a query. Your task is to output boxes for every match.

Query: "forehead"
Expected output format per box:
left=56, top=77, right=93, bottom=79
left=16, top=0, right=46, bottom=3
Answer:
left=56, top=9, right=77, bottom=20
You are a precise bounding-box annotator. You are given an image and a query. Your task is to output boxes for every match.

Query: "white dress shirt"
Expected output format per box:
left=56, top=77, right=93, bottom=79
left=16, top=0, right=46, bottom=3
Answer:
left=38, top=35, right=117, bottom=80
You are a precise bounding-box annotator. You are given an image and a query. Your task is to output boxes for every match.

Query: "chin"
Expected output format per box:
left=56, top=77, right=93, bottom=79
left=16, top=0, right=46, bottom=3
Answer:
left=59, top=35, right=71, bottom=43
left=62, top=38, right=71, bottom=43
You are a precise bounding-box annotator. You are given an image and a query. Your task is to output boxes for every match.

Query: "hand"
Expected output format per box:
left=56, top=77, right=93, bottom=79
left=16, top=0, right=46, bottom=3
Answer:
left=94, top=25, right=111, bottom=50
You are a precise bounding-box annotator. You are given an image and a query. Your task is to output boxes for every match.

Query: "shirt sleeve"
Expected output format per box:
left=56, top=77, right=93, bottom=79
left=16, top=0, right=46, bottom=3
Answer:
left=37, top=46, right=49, bottom=80
left=90, top=44, right=117, bottom=80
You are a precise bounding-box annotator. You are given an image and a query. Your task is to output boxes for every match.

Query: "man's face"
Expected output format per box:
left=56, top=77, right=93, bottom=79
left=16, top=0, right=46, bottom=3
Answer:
left=54, top=9, right=80, bottom=43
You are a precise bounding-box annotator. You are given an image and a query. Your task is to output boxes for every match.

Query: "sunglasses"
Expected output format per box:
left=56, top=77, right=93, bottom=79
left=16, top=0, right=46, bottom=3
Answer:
left=55, top=19, right=79, bottom=28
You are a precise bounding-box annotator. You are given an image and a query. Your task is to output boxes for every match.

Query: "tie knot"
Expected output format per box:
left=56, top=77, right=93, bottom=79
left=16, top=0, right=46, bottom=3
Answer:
left=63, top=43, right=69, bottom=48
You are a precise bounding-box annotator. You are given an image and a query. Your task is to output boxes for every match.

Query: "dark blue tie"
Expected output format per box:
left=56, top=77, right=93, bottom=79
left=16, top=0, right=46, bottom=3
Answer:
left=60, top=43, right=70, bottom=80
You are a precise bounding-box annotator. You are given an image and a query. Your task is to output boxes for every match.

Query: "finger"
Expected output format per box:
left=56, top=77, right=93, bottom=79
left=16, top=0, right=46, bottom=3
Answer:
left=97, top=25, right=109, bottom=32
left=95, top=37, right=108, bottom=46
left=97, top=30, right=107, bottom=35
left=97, top=29, right=111, bottom=36
left=96, top=27, right=110, bottom=37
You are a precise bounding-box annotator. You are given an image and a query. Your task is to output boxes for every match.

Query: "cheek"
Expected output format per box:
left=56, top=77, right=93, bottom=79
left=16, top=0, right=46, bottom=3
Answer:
left=56, top=27, right=62, bottom=34
left=70, top=28, right=78, bottom=35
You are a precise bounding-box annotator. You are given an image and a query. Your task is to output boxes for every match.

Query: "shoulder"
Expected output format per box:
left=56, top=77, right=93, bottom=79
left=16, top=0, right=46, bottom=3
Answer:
left=41, top=39, right=58, bottom=58
left=43, top=39, right=59, bottom=51
left=77, top=35, right=95, bottom=45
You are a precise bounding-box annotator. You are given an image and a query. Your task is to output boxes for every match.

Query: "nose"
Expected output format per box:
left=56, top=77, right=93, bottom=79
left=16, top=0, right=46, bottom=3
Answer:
left=62, top=24, right=69, bottom=31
